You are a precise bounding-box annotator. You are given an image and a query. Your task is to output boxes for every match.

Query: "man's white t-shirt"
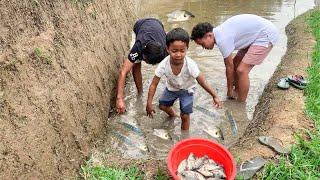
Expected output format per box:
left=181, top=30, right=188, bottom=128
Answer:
left=213, top=14, right=280, bottom=58
left=155, top=56, right=200, bottom=92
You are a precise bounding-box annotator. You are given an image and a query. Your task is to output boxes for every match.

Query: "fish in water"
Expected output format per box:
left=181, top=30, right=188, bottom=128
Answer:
left=204, top=126, right=224, bottom=140
left=194, top=105, right=219, bottom=118
left=167, top=10, right=195, bottom=22
left=112, top=131, right=148, bottom=152
left=153, top=129, right=171, bottom=140
left=225, top=109, right=238, bottom=135
left=118, top=122, right=144, bottom=136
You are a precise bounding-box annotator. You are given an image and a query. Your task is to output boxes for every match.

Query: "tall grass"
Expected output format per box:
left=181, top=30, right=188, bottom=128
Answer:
left=262, top=9, right=320, bottom=180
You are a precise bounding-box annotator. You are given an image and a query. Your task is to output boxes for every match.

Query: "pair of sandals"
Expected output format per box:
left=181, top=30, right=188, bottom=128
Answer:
left=277, top=75, right=308, bottom=90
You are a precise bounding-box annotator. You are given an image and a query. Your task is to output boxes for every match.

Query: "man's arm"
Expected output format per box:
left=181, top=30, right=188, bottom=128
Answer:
left=196, top=74, right=222, bottom=108
left=116, top=58, right=134, bottom=114
left=224, top=55, right=235, bottom=98
left=146, top=76, right=160, bottom=118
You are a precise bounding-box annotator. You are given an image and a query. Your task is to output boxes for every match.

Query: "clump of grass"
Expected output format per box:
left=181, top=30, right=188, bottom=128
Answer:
left=33, top=47, right=52, bottom=65
left=262, top=9, right=320, bottom=179
left=91, top=11, right=98, bottom=20
left=154, top=168, right=170, bottom=180
left=81, top=160, right=144, bottom=180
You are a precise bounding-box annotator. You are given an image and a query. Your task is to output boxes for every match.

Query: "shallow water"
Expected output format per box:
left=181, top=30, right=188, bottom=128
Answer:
left=106, top=0, right=315, bottom=159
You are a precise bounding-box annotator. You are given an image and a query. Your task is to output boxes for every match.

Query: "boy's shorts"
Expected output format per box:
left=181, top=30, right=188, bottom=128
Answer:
left=159, top=88, right=194, bottom=114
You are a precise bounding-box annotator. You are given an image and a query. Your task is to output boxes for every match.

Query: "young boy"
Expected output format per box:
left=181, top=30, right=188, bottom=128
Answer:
left=146, top=28, right=222, bottom=130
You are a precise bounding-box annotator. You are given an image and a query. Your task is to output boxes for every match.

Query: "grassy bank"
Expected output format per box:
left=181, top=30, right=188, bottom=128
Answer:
left=262, top=9, right=320, bottom=180
left=80, top=158, right=169, bottom=180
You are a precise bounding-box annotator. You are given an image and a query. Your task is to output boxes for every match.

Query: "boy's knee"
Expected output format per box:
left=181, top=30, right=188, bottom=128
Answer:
left=159, top=104, right=167, bottom=110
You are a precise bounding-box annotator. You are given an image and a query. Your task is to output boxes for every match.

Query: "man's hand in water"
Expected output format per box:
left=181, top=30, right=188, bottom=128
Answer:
left=213, top=97, right=223, bottom=108
left=146, top=103, right=155, bottom=118
left=116, top=98, right=126, bottom=114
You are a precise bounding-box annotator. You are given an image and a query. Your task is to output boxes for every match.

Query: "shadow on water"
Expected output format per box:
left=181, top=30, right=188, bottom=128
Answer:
left=106, top=0, right=315, bottom=159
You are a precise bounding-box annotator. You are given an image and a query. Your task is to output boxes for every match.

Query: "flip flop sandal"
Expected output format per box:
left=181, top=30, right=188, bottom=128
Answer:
left=288, top=75, right=308, bottom=90
left=258, top=136, right=291, bottom=154
left=277, top=77, right=290, bottom=89
left=237, top=157, right=267, bottom=180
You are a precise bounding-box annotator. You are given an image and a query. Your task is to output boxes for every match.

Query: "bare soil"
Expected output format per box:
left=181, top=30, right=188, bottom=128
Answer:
left=0, top=0, right=136, bottom=179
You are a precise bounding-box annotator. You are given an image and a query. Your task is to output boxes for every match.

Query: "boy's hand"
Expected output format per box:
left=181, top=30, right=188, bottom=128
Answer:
left=116, top=98, right=126, bottom=114
left=146, top=103, right=155, bottom=118
left=212, top=97, right=223, bottom=108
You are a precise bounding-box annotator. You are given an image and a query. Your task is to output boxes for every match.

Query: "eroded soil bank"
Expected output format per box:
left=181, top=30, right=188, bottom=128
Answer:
left=0, top=0, right=136, bottom=178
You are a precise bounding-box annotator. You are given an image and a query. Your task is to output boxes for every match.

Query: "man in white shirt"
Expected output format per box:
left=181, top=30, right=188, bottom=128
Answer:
left=191, top=14, right=279, bottom=102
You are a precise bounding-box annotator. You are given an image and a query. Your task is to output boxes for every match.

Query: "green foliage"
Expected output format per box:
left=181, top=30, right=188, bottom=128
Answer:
left=33, top=47, right=52, bottom=65
left=154, top=168, right=170, bottom=180
left=81, top=160, right=144, bottom=180
left=262, top=9, right=320, bottom=179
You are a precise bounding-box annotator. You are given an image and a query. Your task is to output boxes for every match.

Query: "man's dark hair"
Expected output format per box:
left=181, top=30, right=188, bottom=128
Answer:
left=166, top=27, right=190, bottom=47
left=143, top=41, right=165, bottom=65
left=190, top=22, right=214, bottom=40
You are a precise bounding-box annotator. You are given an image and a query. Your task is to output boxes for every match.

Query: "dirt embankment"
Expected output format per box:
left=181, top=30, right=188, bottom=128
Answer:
left=230, top=10, right=316, bottom=162
left=0, top=0, right=136, bottom=179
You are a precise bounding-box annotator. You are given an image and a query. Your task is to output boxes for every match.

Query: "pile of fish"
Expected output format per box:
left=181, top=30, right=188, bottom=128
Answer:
left=177, top=153, right=226, bottom=180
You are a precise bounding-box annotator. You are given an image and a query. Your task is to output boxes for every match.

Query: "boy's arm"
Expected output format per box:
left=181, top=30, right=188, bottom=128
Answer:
left=116, top=58, right=134, bottom=114
left=146, top=76, right=160, bottom=118
left=224, top=55, right=235, bottom=98
left=196, top=73, right=222, bottom=108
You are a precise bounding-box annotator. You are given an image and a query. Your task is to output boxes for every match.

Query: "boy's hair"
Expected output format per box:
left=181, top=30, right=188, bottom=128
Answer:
left=166, top=28, right=190, bottom=47
left=190, top=22, right=214, bottom=40
left=143, top=41, right=165, bottom=65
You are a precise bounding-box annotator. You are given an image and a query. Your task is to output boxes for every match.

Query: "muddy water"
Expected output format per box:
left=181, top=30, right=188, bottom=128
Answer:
left=106, top=0, right=315, bottom=159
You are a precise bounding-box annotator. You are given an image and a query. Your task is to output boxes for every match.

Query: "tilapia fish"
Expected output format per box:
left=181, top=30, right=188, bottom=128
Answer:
left=225, top=109, right=238, bottom=135
left=119, top=122, right=144, bottom=136
left=112, top=131, right=148, bottom=152
left=204, top=126, right=224, bottom=140
left=177, top=153, right=226, bottom=180
left=167, top=10, right=195, bottom=22
left=194, top=105, right=220, bottom=118
left=153, top=129, right=171, bottom=140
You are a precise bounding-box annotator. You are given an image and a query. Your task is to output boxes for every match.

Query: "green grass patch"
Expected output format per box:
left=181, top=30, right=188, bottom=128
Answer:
left=81, top=160, right=144, bottom=180
left=154, top=168, right=170, bottom=180
left=262, top=9, right=320, bottom=180
left=33, top=47, right=52, bottom=65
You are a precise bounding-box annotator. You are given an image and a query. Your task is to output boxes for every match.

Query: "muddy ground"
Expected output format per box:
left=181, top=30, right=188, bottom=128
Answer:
left=0, top=0, right=136, bottom=179
left=92, top=9, right=317, bottom=180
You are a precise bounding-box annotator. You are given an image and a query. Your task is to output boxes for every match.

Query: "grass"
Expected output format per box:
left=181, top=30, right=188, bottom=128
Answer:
left=154, top=168, right=170, bottom=180
left=33, top=47, right=52, bottom=65
left=262, top=9, right=320, bottom=180
left=81, top=160, right=144, bottom=180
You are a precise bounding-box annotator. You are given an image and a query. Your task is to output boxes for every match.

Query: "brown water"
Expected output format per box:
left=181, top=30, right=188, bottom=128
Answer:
left=106, top=0, right=316, bottom=159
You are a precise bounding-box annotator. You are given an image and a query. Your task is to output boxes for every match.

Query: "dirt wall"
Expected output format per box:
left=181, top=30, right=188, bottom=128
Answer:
left=0, top=0, right=136, bottom=179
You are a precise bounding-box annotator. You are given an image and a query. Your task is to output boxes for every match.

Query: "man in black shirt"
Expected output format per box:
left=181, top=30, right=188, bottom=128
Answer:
left=116, top=18, right=167, bottom=114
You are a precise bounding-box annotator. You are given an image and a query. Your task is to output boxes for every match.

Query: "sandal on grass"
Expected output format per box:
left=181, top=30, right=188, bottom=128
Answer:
left=277, top=77, right=290, bottom=89
left=258, top=136, right=290, bottom=154
left=288, top=75, right=308, bottom=90
left=237, top=157, right=267, bottom=180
